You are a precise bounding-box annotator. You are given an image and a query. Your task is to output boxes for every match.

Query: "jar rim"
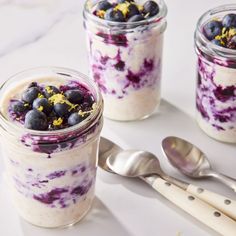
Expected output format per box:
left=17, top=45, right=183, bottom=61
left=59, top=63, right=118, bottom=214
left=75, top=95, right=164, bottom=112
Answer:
left=83, top=0, right=167, bottom=30
left=0, top=67, right=103, bottom=136
left=195, top=4, right=236, bottom=58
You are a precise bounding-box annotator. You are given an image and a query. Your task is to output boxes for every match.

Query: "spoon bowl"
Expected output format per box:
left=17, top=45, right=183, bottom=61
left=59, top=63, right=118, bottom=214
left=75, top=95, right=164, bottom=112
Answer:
left=162, top=136, right=236, bottom=192
left=162, top=136, right=211, bottom=178
left=106, top=150, right=163, bottom=177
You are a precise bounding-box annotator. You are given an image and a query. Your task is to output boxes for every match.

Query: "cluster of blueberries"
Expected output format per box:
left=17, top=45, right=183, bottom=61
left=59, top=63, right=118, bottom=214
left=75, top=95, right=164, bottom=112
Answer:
left=94, top=0, right=159, bottom=22
left=203, top=13, right=236, bottom=49
left=10, top=82, right=94, bottom=131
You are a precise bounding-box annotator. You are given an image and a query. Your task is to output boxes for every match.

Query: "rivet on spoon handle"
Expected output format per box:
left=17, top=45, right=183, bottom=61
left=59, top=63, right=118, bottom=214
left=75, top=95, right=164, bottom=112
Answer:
left=161, top=174, right=236, bottom=220
left=148, top=177, right=236, bottom=236
left=187, top=184, right=236, bottom=220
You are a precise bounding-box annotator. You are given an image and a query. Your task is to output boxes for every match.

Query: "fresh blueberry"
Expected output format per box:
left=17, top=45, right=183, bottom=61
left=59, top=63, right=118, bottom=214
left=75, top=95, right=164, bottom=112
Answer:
left=54, top=103, right=70, bottom=117
left=43, top=85, right=60, bottom=98
left=64, top=90, right=84, bottom=104
left=83, top=95, right=94, bottom=107
left=222, top=14, right=236, bottom=28
left=68, top=113, right=84, bottom=126
left=22, top=87, right=41, bottom=104
left=28, top=82, right=38, bottom=88
left=203, top=20, right=223, bottom=40
left=104, top=8, right=125, bottom=22
left=143, top=1, right=159, bottom=17
left=11, top=100, right=28, bottom=113
left=126, top=4, right=140, bottom=19
left=33, top=98, right=52, bottom=115
left=96, top=0, right=112, bottom=11
left=128, top=14, right=145, bottom=22
left=227, top=35, right=236, bottom=49
left=24, top=110, right=48, bottom=130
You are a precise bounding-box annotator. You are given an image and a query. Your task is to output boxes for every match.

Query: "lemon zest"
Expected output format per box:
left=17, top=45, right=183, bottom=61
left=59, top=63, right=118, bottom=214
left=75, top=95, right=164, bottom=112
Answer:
left=45, top=86, right=54, bottom=95
left=229, top=28, right=236, bottom=37
left=49, top=93, right=78, bottom=111
left=97, top=10, right=105, bottom=18
left=137, top=4, right=144, bottom=12
left=53, top=117, right=63, bottom=126
left=114, top=2, right=130, bottom=17
left=78, top=102, right=97, bottom=117
left=48, top=94, right=65, bottom=104
left=215, top=27, right=236, bottom=45
left=37, top=106, right=43, bottom=112
left=38, top=94, right=44, bottom=98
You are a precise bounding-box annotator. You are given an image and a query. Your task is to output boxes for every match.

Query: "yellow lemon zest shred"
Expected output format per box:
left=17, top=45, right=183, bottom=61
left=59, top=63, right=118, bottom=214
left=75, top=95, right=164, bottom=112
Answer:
left=137, top=4, right=144, bottom=12
left=114, top=2, right=130, bottom=17
left=229, top=28, right=236, bottom=37
left=53, top=117, right=63, bottom=126
left=215, top=27, right=236, bottom=43
left=49, top=94, right=65, bottom=104
left=49, top=93, right=78, bottom=112
left=78, top=102, right=97, bottom=117
left=37, top=106, right=43, bottom=112
left=45, top=86, right=54, bottom=95
left=38, top=94, right=44, bottom=98
left=97, top=10, right=105, bottom=18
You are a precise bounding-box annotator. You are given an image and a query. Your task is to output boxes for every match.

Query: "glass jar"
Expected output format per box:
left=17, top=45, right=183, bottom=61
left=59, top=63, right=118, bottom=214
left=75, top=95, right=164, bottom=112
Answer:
left=0, top=67, right=103, bottom=227
left=194, top=4, right=236, bottom=143
left=83, top=0, right=167, bottom=121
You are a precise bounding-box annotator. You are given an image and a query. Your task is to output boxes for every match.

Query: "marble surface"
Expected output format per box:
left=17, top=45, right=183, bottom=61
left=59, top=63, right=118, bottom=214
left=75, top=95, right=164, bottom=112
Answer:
left=0, top=0, right=235, bottom=235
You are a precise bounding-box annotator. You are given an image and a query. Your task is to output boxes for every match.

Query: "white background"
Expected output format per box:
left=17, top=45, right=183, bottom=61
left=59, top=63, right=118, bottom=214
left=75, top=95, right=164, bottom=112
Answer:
left=0, top=0, right=235, bottom=235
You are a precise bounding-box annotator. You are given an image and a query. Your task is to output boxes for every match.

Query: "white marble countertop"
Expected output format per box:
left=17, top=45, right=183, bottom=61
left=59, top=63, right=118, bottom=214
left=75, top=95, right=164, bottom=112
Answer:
left=0, top=0, right=235, bottom=235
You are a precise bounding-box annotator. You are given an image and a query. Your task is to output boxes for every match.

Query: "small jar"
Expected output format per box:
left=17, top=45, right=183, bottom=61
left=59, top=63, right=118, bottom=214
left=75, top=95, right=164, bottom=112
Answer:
left=83, top=0, right=167, bottom=121
left=0, top=67, right=103, bottom=227
left=194, top=4, right=236, bottom=143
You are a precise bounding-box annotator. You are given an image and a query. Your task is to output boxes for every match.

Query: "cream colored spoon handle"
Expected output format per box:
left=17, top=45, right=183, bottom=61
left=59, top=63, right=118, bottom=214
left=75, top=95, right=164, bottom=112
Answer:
left=187, top=184, right=236, bottom=220
left=150, top=177, right=236, bottom=236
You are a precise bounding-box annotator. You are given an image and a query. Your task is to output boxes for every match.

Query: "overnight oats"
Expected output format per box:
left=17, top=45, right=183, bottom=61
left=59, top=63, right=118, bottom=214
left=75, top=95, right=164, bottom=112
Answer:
left=83, top=0, right=167, bottom=121
left=0, top=67, right=103, bottom=227
left=195, top=4, right=236, bottom=143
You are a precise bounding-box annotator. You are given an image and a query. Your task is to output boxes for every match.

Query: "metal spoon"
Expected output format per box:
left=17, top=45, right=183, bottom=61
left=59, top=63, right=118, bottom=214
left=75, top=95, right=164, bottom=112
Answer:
left=105, top=147, right=236, bottom=235
left=99, top=137, right=236, bottom=220
left=99, top=137, right=187, bottom=189
left=161, top=136, right=236, bottom=192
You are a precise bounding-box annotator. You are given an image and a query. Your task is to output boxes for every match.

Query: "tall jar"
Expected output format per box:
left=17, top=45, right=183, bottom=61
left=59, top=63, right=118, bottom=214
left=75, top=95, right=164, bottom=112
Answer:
left=83, top=0, right=167, bottom=121
left=194, top=4, right=236, bottom=143
left=0, top=67, right=103, bottom=227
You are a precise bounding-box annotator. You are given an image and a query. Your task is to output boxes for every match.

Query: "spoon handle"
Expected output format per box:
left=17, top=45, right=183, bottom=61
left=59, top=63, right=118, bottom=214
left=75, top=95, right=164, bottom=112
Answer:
left=148, top=177, right=236, bottom=236
left=161, top=175, right=236, bottom=220
left=206, top=171, right=236, bottom=192
left=187, top=184, right=236, bottom=220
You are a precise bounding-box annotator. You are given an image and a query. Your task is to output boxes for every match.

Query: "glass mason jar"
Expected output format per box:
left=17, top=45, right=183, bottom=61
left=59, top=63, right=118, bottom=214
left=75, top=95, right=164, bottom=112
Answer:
left=194, top=4, right=236, bottom=143
left=0, top=67, right=103, bottom=227
left=83, top=0, right=167, bottom=121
